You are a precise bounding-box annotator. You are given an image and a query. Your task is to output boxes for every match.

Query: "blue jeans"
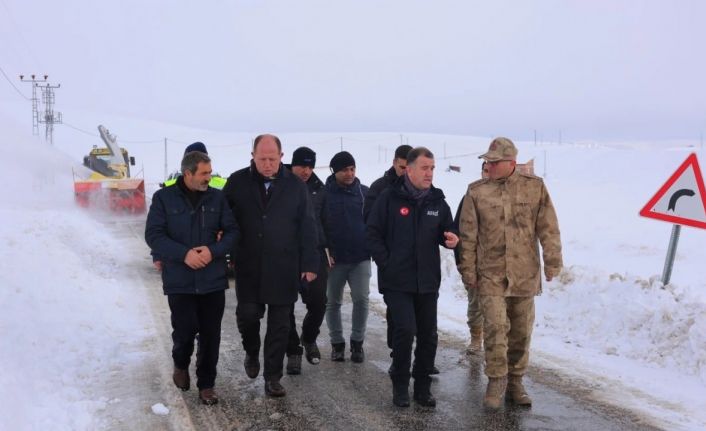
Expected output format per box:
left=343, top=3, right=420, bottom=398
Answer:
left=325, top=260, right=371, bottom=344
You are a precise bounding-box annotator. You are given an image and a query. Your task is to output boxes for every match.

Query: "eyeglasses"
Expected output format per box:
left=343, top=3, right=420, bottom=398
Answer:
left=486, top=159, right=512, bottom=166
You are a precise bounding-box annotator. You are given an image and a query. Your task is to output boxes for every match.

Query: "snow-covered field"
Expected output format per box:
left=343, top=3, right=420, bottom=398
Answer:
left=1, top=103, right=705, bottom=430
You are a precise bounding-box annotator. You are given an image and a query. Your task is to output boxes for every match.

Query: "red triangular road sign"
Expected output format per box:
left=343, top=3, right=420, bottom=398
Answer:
left=639, top=153, right=706, bottom=229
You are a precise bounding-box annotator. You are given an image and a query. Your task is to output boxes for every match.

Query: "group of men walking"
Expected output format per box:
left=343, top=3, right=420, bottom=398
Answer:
left=145, top=135, right=563, bottom=410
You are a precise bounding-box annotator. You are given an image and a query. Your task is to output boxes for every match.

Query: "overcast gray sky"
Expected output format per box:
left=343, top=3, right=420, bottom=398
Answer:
left=1, top=0, right=704, bottom=140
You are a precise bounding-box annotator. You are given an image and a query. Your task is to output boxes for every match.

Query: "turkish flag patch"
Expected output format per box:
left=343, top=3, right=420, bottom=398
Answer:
left=399, top=206, right=410, bottom=216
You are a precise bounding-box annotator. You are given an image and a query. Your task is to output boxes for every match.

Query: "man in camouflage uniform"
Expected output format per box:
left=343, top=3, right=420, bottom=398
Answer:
left=458, top=137, right=562, bottom=409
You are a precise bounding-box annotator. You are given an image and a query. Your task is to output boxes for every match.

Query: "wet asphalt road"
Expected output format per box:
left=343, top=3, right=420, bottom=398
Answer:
left=173, top=287, right=661, bottom=431
left=120, top=208, right=661, bottom=431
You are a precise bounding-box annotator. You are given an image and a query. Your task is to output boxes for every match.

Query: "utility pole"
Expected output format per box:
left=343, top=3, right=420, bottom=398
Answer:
left=164, top=138, right=168, bottom=180
left=19, top=74, right=45, bottom=136
left=543, top=150, right=548, bottom=178
left=340, top=137, right=343, bottom=151
left=39, top=82, right=62, bottom=146
left=19, top=74, right=62, bottom=145
left=559, top=130, right=562, bottom=145
left=534, top=129, right=537, bottom=146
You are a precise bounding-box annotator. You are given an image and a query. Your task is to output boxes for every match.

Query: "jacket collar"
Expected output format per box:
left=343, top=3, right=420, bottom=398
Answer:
left=390, top=175, right=445, bottom=202
left=325, top=174, right=361, bottom=192
left=490, top=168, right=518, bottom=186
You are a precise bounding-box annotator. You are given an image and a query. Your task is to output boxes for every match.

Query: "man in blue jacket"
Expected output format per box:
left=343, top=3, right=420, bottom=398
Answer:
left=324, top=151, right=371, bottom=363
left=145, top=150, right=238, bottom=405
left=366, top=147, right=458, bottom=408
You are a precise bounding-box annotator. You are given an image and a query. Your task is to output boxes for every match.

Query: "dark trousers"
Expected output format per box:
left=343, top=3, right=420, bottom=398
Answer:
left=168, top=290, right=226, bottom=389
left=236, top=302, right=291, bottom=380
left=383, top=290, right=438, bottom=385
left=386, top=307, right=393, bottom=350
left=288, top=257, right=328, bottom=354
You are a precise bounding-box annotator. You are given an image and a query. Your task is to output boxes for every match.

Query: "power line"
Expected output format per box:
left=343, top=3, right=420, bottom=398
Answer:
left=63, top=121, right=178, bottom=144
left=0, top=64, right=30, bottom=100
left=118, top=137, right=164, bottom=144
left=206, top=141, right=252, bottom=148
left=0, top=0, right=44, bottom=72
left=62, top=122, right=99, bottom=137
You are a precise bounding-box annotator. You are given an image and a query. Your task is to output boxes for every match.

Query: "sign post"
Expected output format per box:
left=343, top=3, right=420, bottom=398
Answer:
left=639, top=153, right=706, bottom=285
left=661, top=225, right=681, bottom=285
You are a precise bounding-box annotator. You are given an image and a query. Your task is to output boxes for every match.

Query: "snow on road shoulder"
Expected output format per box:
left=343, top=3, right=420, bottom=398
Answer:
left=0, top=118, right=160, bottom=431
left=0, top=209, right=150, bottom=430
left=534, top=266, right=706, bottom=430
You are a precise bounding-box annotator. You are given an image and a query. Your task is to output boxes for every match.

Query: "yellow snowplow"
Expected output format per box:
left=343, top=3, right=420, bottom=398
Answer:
left=73, top=125, right=146, bottom=213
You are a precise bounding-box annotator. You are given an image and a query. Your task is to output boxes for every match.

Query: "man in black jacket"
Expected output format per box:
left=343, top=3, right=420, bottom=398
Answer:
left=364, top=144, right=443, bottom=374
left=366, top=147, right=458, bottom=408
left=222, top=134, right=319, bottom=397
left=285, top=147, right=330, bottom=374
left=364, top=144, right=412, bottom=222
left=145, top=150, right=238, bottom=405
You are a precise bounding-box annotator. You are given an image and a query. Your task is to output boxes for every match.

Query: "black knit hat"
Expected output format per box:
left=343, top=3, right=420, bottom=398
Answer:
left=291, top=146, right=316, bottom=168
left=394, top=144, right=413, bottom=160
left=330, top=151, right=355, bottom=173
left=184, top=141, right=207, bottom=155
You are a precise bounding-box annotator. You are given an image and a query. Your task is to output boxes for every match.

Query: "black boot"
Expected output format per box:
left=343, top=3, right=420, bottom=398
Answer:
left=350, top=339, right=365, bottom=363
left=413, top=377, right=436, bottom=407
left=331, top=342, right=345, bottom=362
left=264, top=378, right=287, bottom=397
left=413, top=359, right=440, bottom=375
left=392, top=377, right=410, bottom=407
left=286, top=354, right=302, bottom=375
left=244, top=352, right=260, bottom=379
left=303, top=342, right=321, bottom=365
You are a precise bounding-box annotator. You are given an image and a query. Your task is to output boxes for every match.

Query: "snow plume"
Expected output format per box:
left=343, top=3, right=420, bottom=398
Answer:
left=0, top=114, right=153, bottom=430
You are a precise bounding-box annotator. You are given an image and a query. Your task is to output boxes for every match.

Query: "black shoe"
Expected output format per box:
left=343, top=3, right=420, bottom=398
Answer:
left=393, top=384, right=410, bottom=407
left=286, top=354, right=302, bottom=375
left=414, top=392, right=437, bottom=407
left=350, top=339, right=365, bottom=363
left=331, top=342, right=345, bottom=362
left=303, top=342, right=321, bottom=365
left=199, top=388, right=219, bottom=405
left=264, top=379, right=287, bottom=397
left=172, top=367, right=190, bottom=391
left=244, top=353, right=260, bottom=379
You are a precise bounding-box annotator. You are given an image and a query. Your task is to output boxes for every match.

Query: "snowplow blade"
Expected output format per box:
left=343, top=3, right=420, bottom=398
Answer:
left=74, top=178, right=146, bottom=213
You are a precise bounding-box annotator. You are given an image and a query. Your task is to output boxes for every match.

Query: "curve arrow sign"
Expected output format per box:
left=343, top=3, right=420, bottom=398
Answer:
left=667, top=189, right=695, bottom=212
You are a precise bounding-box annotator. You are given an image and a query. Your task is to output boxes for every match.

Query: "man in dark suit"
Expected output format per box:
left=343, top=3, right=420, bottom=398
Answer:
left=222, top=134, right=319, bottom=397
